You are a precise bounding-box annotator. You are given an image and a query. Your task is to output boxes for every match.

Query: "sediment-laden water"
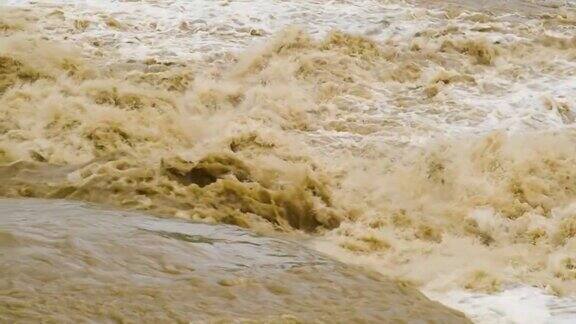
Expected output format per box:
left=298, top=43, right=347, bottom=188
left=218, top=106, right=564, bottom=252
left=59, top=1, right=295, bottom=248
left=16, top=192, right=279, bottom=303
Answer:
left=1, top=0, right=575, bottom=322
left=0, top=198, right=469, bottom=322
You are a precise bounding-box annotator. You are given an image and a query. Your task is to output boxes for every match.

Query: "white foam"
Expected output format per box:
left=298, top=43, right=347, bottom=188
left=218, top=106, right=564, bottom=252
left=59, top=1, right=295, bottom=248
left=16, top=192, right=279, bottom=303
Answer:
left=3, top=0, right=422, bottom=60
left=426, top=287, right=576, bottom=324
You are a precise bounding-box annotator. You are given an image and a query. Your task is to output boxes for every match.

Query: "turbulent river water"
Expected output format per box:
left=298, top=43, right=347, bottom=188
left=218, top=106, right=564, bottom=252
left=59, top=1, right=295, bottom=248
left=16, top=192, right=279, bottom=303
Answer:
left=0, top=198, right=469, bottom=322
left=0, top=0, right=576, bottom=322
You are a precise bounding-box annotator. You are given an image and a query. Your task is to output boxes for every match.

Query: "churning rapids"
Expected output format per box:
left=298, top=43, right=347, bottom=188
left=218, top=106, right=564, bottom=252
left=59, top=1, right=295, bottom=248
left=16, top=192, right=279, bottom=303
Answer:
left=0, top=0, right=575, bottom=322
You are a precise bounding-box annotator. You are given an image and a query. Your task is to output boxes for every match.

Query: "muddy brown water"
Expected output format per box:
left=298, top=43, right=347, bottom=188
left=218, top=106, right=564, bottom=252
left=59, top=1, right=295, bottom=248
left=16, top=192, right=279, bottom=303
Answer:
left=0, top=199, right=469, bottom=323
